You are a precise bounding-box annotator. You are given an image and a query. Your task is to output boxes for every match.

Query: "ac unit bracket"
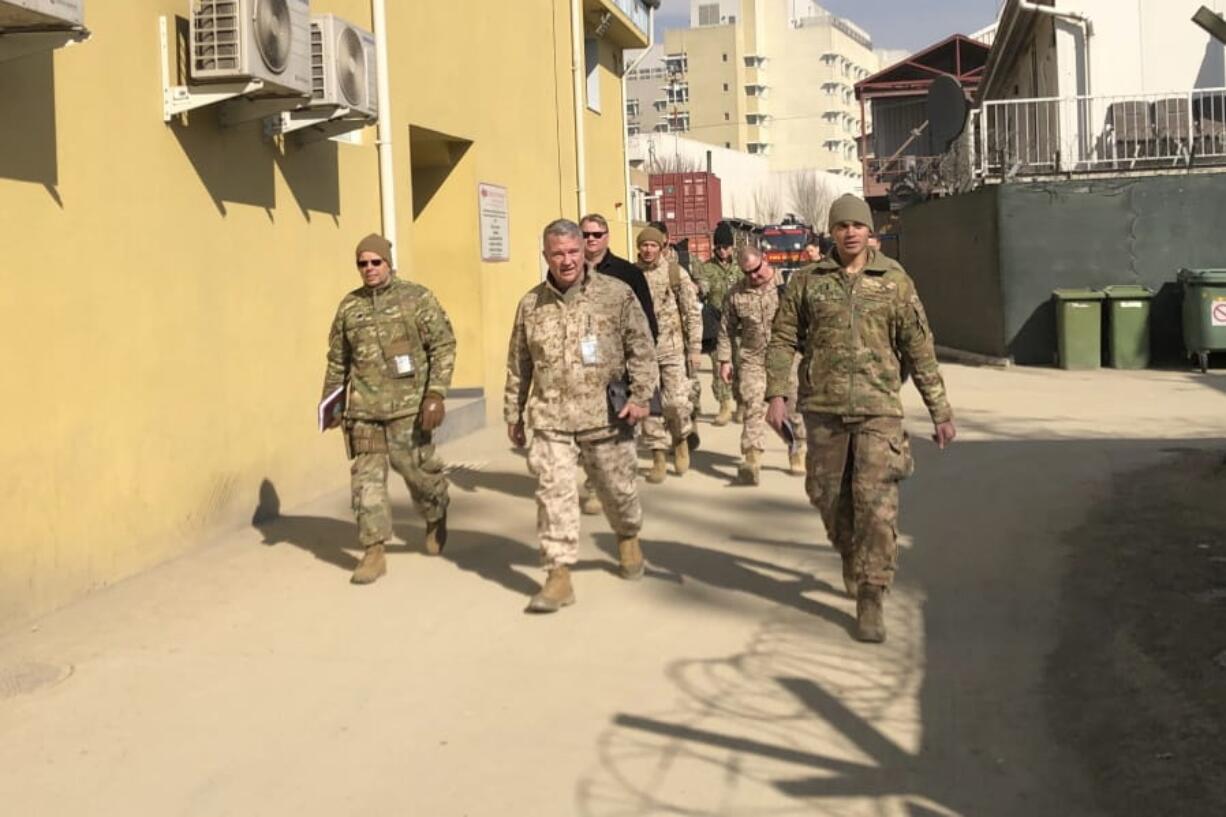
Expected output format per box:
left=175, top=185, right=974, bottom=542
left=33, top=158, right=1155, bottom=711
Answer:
left=0, top=26, right=90, bottom=64
left=265, top=107, right=374, bottom=146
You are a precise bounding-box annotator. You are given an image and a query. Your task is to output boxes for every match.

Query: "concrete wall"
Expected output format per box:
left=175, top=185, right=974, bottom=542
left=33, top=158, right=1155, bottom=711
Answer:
left=0, top=0, right=640, bottom=627
left=899, top=174, right=1226, bottom=364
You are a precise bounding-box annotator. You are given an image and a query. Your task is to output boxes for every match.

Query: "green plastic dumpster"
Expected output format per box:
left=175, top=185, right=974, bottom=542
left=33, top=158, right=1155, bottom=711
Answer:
left=1052, top=289, right=1106, bottom=370
left=1102, top=285, right=1154, bottom=369
left=1177, top=268, right=1226, bottom=373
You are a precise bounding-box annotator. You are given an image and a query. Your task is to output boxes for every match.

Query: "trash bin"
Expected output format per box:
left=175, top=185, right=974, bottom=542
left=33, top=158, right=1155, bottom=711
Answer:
left=1177, top=268, right=1226, bottom=373
left=1052, top=289, right=1106, bottom=370
left=1102, top=285, right=1154, bottom=369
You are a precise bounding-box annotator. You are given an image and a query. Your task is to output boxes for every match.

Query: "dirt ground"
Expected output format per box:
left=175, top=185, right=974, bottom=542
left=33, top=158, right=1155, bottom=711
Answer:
left=1046, top=446, right=1226, bottom=814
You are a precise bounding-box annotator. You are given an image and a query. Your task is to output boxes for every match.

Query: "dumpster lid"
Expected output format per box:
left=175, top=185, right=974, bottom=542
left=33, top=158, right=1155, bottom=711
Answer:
left=1052, top=288, right=1105, bottom=300
left=1102, top=285, right=1153, bottom=299
left=1177, top=268, right=1226, bottom=284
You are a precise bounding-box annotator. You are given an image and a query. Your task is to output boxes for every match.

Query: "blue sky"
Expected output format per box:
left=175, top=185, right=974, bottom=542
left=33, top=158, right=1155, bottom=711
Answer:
left=653, top=0, right=1004, bottom=52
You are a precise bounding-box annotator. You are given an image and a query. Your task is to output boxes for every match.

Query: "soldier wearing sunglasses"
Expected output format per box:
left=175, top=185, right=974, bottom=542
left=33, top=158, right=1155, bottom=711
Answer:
left=321, top=233, right=457, bottom=585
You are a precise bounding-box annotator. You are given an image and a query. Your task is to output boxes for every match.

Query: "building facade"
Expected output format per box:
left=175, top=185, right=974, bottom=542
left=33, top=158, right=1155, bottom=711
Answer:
left=0, top=0, right=650, bottom=626
left=623, top=0, right=878, bottom=179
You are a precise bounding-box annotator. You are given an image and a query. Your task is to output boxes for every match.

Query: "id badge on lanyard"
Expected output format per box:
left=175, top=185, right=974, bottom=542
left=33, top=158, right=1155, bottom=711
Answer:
left=579, top=316, right=599, bottom=366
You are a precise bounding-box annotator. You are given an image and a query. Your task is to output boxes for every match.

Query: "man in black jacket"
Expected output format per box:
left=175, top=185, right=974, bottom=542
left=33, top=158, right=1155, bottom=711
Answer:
left=578, top=214, right=659, bottom=515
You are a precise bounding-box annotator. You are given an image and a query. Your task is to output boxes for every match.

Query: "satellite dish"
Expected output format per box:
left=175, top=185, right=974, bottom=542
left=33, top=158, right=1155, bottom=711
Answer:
left=927, top=74, right=969, bottom=153
left=254, top=0, right=292, bottom=75
left=337, top=26, right=366, bottom=107
left=1193, top=5, right=1226, bottom=44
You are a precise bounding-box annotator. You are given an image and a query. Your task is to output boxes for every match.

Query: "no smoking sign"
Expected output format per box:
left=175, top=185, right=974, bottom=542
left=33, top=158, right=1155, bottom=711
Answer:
left=1213, top=299, right=1226, bottom=327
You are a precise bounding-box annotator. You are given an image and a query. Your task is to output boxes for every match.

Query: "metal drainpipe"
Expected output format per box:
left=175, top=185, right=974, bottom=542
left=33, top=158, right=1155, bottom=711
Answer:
left=371, top=0, right=398, bottom=268
left=1017, top=0, right=1093, bottom=96
left=622, top=7, right=655, bottom=251
left=571, top=0, right=588, bottom=217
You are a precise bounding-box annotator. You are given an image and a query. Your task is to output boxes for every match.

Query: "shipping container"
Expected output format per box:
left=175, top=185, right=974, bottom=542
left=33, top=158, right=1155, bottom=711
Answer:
left=649, top=171, right=723, bottom=244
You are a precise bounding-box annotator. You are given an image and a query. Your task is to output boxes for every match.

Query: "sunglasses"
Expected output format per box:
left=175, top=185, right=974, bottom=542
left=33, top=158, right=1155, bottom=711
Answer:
left=582, top=231, right=607, bottom=239
left=357, top=259, right=385, bottom=269
left=741, top=260, right=764, bottom=275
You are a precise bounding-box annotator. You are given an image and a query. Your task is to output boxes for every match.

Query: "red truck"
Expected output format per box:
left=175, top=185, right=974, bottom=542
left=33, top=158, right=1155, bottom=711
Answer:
left=758, top=222, right=814, bottom=280
left=648, top=171, right=723, bottom=263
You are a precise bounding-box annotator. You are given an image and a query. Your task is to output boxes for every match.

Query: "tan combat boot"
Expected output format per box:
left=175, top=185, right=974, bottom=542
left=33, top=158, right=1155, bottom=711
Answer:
left=732, top=404, right=745, bottom=424
left=351, top=543, right=387, bottom=585
left=617, top=535, right=645, bottom=580
left=712, top=400, right=734, bottom=427
left=581, top=493, right=604, bottom=515
left=424, top=512, right=448, bottom=555
left=737, top=449, right=761, bottom=485
left=526, top=566, right=576, bottom=613
left=788, top=446, right=805, bottom=476
left=855, top=584, right=886, bottom=643
left=674, top=441, right=690, bottom=475
left=646, top=450, right=668, bottom=484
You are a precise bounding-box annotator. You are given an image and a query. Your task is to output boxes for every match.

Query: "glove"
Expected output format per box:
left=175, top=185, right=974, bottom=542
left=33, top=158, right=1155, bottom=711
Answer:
left=420, top=393, right=446, bottom=431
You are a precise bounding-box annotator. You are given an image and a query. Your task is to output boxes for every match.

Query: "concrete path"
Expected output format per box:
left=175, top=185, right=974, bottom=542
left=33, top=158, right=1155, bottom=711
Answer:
left=2, top=365, right=1224, bottom=816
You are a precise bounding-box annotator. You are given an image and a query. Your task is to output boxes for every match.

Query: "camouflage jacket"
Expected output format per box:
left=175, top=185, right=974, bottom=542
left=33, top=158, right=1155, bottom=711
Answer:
left=638, top=256, right=702, bottom=360
left=693, top=257, right=740, bottom=311
left=504, top=270, right=659, bottom=434
left=764, top=250, right=952, bottom=423
left=322, top=276, right=456, bottom=421
left=716, top=278, right=780, bottom=365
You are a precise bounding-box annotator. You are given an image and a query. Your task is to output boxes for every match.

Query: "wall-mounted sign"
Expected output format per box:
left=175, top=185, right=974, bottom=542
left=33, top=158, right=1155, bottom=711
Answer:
left=478, top=183, right=509, bottom=262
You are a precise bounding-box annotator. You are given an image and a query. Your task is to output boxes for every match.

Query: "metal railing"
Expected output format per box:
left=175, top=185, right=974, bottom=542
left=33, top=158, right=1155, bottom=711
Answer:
left=977, top=88, right=1226, bottom=180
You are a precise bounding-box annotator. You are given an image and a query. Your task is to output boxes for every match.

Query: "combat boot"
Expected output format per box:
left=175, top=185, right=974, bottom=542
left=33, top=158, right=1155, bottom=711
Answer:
left=646, top=451, right=668, bottom=484
left=712, top=400, right=734, bottom=427
left=855, top=584, right=887, bottom=643
left=736, top=449, right=761, bottom=485
left=350, top=543, right=387, bottom=585
left=674, top=440, right=691, bottom=475
left=788, top=446, right=805, bottom=476
left=424, top=512, right=448, bottom=555
left=581, top=493, right=604, bottom=515
left=526, top=566, right=575, bottom=613
left=617, top=535, right=645, bottom=580
left=841, top=556, right=857, bottom=597
left=732, top=404, right=745, bottom=424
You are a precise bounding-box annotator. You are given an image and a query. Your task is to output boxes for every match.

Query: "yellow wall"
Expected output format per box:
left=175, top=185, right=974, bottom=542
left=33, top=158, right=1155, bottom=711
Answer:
left=0, top=0, right=641, bottom=626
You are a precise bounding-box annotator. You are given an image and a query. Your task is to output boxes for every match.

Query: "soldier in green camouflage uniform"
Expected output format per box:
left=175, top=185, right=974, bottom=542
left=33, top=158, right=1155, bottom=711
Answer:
left=765, top=195, right=956, bottom=643
left=692, top=224, right=742, bottom=425
left=506, top=220, right=660, bottom=614
left=322, top=234, right=457, bottom=585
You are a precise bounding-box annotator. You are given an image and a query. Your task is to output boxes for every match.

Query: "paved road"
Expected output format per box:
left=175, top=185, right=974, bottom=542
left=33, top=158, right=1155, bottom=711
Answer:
left=2, top=365, right=1223, bottom=816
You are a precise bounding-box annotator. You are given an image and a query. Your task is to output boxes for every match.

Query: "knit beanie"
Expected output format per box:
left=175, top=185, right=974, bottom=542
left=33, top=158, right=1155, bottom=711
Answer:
left=713, top=222, right=734, bottom=248
left=827, top=194, right=873, bottom=231
left=355, top=233, right=393, bottom=263
left=636, top=226, right=667, bottom=248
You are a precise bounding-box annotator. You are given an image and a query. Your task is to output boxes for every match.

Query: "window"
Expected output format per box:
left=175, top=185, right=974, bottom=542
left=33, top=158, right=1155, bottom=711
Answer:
left=724, top=112, right=730, bottom=121
left=585, top=38, right=600, bottom=113
left=723, top=82, right=729, bottom=92
left=698, top=3, right=719, bottom=26
left=722, top=53, right=728, bottom=62
left=626, top=99, right=640, bottom=118
left=628, top=125, right=640, bottom=136
left=725, top=142, right=731, bottom=148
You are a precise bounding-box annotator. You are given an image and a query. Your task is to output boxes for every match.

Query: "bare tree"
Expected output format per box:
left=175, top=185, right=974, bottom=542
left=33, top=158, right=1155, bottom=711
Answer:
left=645, top=152, right=702, bottom=174
left=787, top=171, right=840, bottom=230
left=752, top=184, right=783, bottom=224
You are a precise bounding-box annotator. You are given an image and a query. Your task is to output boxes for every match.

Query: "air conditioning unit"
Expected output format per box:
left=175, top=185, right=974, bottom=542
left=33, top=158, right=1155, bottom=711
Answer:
left=308, top=14, right=377, bottom=118
left=0, top=0, right=84, bottom=29
left=190, top=0, right=311, bottom=97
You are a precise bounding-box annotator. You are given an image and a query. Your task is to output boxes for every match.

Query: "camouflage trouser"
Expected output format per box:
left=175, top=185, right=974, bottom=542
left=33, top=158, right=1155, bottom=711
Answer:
left=642, top=353, right=693, bottom=450
left=528, top=427, right=642, bottom=568
left=708, top=353, right=732, bottom=403
left=348, top=416, right=449, bottom=547
left=738, top=357, right=805, bottom=454
left=802, top=414, right=914, bottom=588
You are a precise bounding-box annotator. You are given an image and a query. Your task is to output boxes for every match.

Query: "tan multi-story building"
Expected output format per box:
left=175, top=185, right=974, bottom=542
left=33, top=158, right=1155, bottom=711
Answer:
left=627, top=0, right=878, bottom=180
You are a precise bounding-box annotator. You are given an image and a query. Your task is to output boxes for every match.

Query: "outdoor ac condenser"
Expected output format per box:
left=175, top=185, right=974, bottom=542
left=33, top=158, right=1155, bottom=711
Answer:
left=0, top=0, right=84, bottom=29
left=308, top=14, right=378, bottom=118
left=190, top=0, right=311, bottom=97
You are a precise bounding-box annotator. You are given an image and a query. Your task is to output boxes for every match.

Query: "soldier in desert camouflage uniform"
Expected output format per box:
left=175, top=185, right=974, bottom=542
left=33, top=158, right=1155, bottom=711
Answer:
left=716, top=246, right=805, bottom=486
left=637, top=226, right=703, bottom=483
left=322, top=233, right=456, bottom=585
left=693, top=224, right=742, bottom=426
left=505, top=219, right=659, bottom=614
left=765, top=195, right=956, bottom=643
